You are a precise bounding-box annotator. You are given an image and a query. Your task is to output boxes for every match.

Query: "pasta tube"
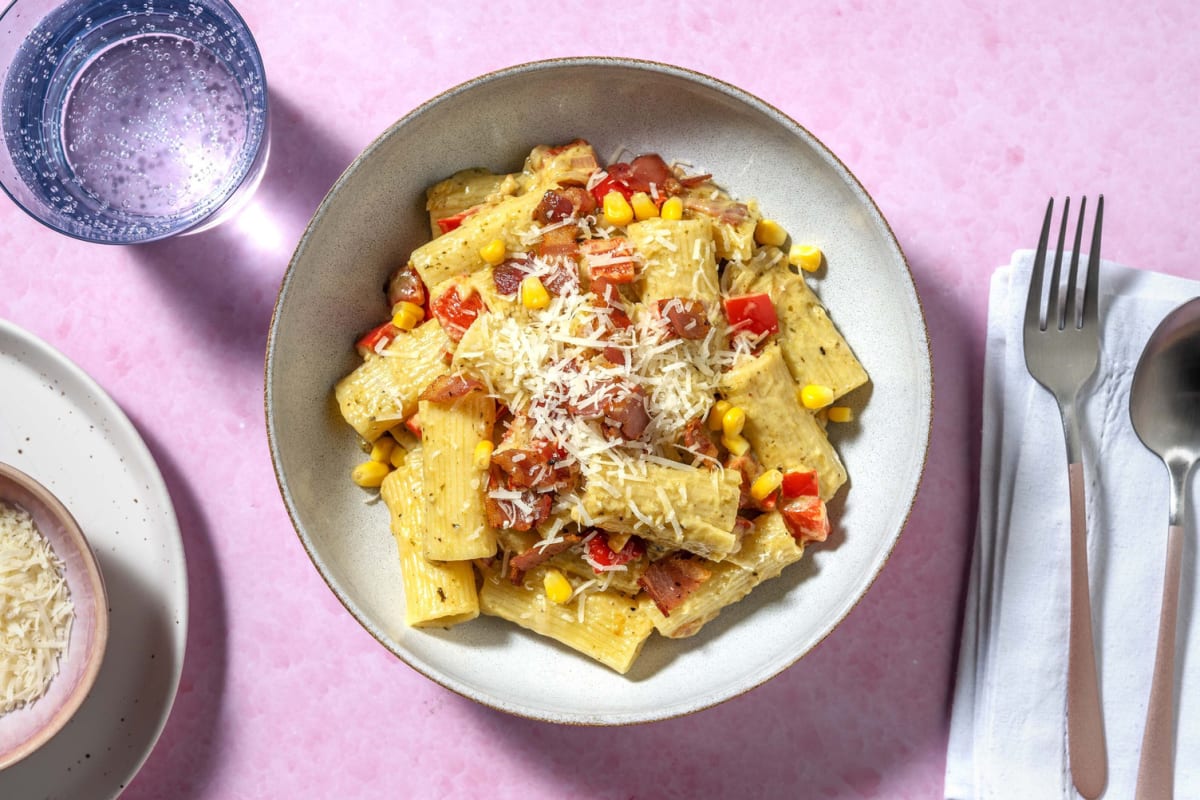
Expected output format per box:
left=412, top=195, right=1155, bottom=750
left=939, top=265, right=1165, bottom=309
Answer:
left=380, top=453, right=479, bottom=627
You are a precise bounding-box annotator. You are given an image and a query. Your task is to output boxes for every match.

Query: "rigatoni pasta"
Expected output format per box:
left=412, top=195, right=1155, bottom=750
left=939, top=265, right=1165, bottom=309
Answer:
left=380, top=453, right=479, bottom=628
left=335, top=139, right=868, bottom=672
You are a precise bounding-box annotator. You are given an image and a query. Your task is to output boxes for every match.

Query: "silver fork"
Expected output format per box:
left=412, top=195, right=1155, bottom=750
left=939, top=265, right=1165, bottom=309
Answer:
left=1022, top=196, right=1108, bottom=800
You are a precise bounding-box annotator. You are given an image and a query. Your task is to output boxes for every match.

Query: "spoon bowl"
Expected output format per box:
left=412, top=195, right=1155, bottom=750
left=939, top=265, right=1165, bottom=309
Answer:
left=1128, top=295, right=1200, bottom=800
left=1131, top=297, right=1200, bottom=472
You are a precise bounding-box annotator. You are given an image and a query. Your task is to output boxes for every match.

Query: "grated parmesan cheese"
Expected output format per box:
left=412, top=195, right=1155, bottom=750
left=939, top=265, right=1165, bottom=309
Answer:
left=0, top=500, right=74, bottom=714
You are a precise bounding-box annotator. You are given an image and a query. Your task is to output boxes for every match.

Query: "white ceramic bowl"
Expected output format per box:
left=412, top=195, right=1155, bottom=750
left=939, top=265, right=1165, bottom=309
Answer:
left=266, top=57, right=932, bottom=724
left=0, top=462, right=108, bottom=767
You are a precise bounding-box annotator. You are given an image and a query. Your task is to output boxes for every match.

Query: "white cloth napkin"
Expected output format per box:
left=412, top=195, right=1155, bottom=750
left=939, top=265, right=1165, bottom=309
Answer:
left=945, top=252, right=1200, bottom=799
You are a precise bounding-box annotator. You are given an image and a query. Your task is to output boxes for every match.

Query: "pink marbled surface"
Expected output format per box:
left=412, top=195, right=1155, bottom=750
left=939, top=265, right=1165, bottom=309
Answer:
left=3, top=1, right=1200, bottom=798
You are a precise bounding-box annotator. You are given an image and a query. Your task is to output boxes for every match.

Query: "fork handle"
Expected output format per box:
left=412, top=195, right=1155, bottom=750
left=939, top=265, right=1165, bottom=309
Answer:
left=1067, top=461, right=1108, bottom=799
left=1135, top=522, right=1184, bottom=800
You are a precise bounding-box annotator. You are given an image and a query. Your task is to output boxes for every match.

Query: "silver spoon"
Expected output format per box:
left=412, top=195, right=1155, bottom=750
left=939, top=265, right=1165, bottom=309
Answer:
left=1129, top=296, right=1200, bottom=800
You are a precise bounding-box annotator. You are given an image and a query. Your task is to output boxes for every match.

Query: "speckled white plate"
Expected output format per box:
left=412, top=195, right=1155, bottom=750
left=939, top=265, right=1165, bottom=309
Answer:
left=0, top=320, right=186, bottom=796
left=267, top=57, right=932, bottom=724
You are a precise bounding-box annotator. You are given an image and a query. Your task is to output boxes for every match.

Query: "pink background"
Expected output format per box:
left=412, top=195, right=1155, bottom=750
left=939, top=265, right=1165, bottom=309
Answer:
left=4, top=1, right=1200, bottom=797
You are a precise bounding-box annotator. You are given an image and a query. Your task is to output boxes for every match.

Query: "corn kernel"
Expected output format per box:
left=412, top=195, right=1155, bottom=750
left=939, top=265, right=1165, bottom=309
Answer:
left=473, top=440, right=494, bottom=470
left=521, top=275, right=551, bottom=310
left=351, top=460, right=390, bottom=488
left=722, top=433, right=751, bottom=457
left=479, top=238, right=506, bottom=266
left=827, top=405, right=854, bottom=423
left=369, top=437, right=395, bottom=463
left=660, top=196, right=684, bottom=220
left=750, top=469, right=784, bottom=502
left=721, top=406, right=747, bottom=438
left=708, top=399, right=732, bottom=431
left=789, top=243, right=823, bottom=273
left=630, top=192, right=659, bottom=221
left=391, top=301, right=424, bottom=330
left=800, top=384, right=835, bottom=410
left=755, top=219, right=788, bottom=247
left=602, top=191, right=634, bottom=226
left=543, top=568, right=573, bottom=605
left=389, top=443, right=407, bottom=468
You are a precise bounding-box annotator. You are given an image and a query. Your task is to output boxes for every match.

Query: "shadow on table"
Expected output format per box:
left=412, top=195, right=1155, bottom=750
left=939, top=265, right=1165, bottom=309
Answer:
left=459, top=249, right=983, bottom=797
left=127, top=90, right=358, bottom=373
left=116, top=91, right=358, bottom=798
left=119, top=421, right=228, bottom=799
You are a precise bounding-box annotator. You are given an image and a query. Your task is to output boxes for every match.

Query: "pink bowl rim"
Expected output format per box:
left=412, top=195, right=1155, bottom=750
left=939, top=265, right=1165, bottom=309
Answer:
left=0, top=461, right=109, bottom=770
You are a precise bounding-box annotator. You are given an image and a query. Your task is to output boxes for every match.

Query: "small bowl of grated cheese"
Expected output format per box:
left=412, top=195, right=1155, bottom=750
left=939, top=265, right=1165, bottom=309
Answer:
left=0, top=462, right=107, bottom=770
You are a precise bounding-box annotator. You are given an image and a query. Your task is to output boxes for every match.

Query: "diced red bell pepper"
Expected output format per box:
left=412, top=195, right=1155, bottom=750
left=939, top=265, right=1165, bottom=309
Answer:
left=780, top=495, right=831, bottom=544
left=430, top=285, right=486, bottom=343
left=586, top=533, right=646, bottom=570
left=781, top=470, right=820, bottom=499
left=435, top=207, right=479, bottom=234
left=722, top=293, right=779, bottom=337
left=590, top=169, right=635, bottom=205
left=404, top=413, right=422, bottom=438
left=355, top=321, right=400, bottom=357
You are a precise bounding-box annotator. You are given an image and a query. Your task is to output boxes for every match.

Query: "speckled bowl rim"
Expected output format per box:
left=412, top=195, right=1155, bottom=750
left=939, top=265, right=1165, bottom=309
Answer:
left=266, top=55, right=933, bottom=725
left=0, top=461, right=108, bottom=768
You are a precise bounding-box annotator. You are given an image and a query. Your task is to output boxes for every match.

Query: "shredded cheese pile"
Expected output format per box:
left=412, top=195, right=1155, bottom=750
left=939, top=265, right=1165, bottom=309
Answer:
left=0, top=500, right=74, bottom=713
left=456, top=278, right=743, bottom=549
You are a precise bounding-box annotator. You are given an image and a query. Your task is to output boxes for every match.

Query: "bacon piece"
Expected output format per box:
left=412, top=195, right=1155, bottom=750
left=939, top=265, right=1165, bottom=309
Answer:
left=678, top=172, right=712, bottom=188
left=638, top=553, right=712, bottom=616
left=725, top=452, right=763, bottom=509
left=485, top=489, right=553, bottom=533
left=491, top=415, right=576, bottom=492
left=508, top=533, right=582, bottom=583
left=535, top=223, right=580, bottom=261
left=568, top=380, right=649, bottom=441
left=494, top=251, right=578, bottom=298
left=493, top=256, right=529, bottom=296
left=678, top=417, right=719, bottom=463
left=590, top=277, right=632, bottom=329
left=627, top=154, right=682, bottom=197
left=683, top=194, right=751, bottom=226
left=530, top=140, right=600, bottom=185
left=657, top=297, right=711, bottom=340
left=534, top=190, right=576, bottom=224
left=386, top=265, right=427, bottom=308
left=601, top=345, right=628, bottom=368
left=534, top=187, right=595, bottom=224
left=418, top=373, right=486, bottom=404
left=604, top=384, right=650, bottom=440
left=581, top=237, right=637, bottom=284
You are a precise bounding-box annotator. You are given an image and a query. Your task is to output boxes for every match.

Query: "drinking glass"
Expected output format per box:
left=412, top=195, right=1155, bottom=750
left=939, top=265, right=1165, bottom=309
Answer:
left=0, top=0, right=269, bottom=243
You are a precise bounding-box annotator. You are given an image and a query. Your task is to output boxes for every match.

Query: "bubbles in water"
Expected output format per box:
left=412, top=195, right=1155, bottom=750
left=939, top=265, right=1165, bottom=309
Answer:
left=2, top=0, right=266, bottom=241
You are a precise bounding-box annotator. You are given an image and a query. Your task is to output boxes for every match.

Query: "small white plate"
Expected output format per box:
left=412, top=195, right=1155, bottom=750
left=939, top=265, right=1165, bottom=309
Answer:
left=0, top=320, right=187, bottom=797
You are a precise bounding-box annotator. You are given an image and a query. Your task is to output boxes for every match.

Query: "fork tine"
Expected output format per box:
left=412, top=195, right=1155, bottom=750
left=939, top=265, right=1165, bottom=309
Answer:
left=1064, top=196, right=1088, bottom=328
left=1082, top=195, right=1104, bottom=328
left=1026, top=198, right=1054, bottom=332
left=1047, top=197, right=1071, bottom=331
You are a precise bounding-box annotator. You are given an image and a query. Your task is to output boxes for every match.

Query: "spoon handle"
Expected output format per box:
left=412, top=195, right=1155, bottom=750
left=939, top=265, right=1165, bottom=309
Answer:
left=1067, top=462, right=1108, bottom=799
left=1135, top=522, right=1185, bottom=800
